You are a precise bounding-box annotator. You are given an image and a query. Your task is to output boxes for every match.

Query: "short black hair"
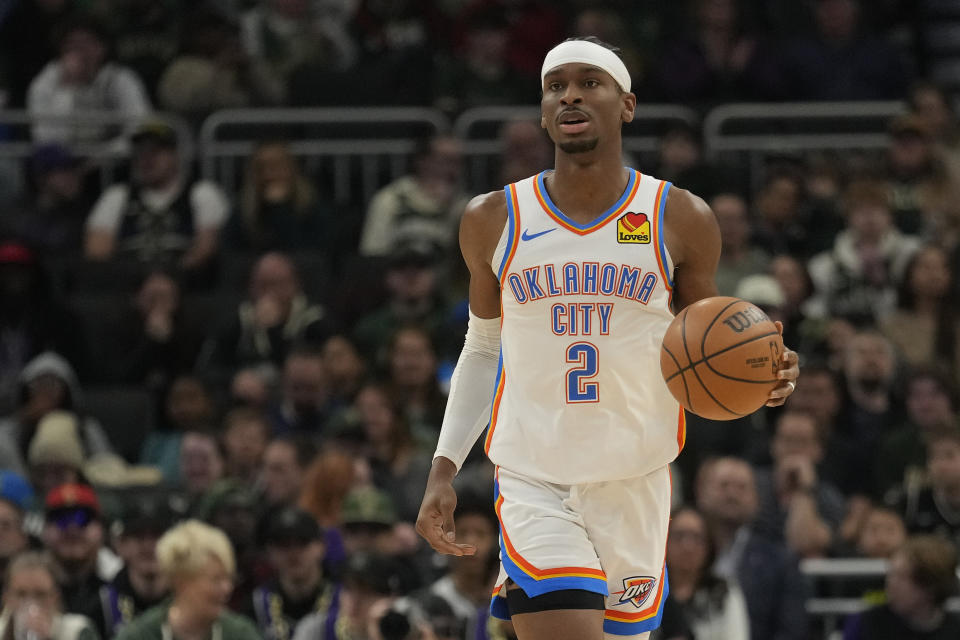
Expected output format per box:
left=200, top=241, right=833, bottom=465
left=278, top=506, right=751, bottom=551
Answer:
left=563, top=36, right=623, bottom=59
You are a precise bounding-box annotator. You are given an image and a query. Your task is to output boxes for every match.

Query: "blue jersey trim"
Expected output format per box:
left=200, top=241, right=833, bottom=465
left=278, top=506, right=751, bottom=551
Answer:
left=497, top=185, right=518, bottom=280
left=656, top=181, right=674, bottom=289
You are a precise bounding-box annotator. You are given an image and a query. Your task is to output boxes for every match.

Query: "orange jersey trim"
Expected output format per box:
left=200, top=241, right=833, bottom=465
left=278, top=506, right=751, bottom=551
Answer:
left=676, top=406, right=686, bottom=452
left=603, top=562, right=667, bottom=622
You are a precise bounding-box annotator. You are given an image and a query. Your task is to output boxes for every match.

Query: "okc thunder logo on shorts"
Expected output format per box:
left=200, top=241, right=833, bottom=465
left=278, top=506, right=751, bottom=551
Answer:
left=612, top=576, right=657, bottom=608
left=616, top=212, right=650, bottom=244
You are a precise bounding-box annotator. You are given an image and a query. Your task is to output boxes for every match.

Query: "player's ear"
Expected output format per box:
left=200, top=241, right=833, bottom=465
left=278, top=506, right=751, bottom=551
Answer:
left=621, top=92, right=637, bottom=124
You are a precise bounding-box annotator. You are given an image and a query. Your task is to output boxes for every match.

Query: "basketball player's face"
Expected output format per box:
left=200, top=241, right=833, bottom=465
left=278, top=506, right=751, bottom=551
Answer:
left=541, top=64, right=635, bottom=155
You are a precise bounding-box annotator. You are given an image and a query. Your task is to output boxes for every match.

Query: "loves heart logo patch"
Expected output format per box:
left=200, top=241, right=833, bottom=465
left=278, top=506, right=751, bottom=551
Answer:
left=617, top=212, right=650, bottom=244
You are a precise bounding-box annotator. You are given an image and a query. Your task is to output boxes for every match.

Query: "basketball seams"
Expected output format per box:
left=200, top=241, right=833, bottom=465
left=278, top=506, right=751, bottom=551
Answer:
left=661, top=342, right=692, bottom=410
left=680, top=306, right=743, bottom=418
left=663, top=330, right=782, bottom=384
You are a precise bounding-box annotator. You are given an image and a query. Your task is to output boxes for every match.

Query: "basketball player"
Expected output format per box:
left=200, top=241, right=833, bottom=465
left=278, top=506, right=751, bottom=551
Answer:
left=416, top=37, right=800, bottom=640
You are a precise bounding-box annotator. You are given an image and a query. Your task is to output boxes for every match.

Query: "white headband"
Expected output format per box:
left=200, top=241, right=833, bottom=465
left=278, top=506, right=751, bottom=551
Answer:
left=540, top=40, right=631, bottom=93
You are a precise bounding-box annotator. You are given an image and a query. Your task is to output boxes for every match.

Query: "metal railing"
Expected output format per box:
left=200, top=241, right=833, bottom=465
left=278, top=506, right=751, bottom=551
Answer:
left=197, top=107, right=451, bottom=204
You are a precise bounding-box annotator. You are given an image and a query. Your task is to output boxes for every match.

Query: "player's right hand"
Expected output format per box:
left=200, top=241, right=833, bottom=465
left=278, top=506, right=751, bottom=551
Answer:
left=416, top=459, right=477, bottom=556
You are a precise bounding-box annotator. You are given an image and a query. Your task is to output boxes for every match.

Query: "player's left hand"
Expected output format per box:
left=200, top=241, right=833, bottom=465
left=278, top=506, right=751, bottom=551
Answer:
left=766, top=321, right=799, bottom=407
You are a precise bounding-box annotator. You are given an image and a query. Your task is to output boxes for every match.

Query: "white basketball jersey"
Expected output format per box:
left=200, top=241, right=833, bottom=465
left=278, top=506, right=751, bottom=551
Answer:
left=486, top=169, right=685, bottom=484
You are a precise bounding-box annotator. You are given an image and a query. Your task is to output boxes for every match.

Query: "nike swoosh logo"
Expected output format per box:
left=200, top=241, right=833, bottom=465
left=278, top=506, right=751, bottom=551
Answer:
left=521, top=228, right=556, bottom=241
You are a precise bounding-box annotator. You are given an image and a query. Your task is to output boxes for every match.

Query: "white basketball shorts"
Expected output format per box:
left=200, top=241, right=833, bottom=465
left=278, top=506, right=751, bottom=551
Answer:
left=489, top=464, right=672, bottom=638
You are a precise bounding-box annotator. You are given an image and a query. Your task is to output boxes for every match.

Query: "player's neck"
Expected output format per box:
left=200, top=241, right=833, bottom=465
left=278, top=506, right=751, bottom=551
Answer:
left=548, top=153, right=631, bottom=225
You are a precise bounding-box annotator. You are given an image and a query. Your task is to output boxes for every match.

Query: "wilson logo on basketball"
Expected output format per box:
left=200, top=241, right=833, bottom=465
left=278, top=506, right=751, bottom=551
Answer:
left=612, top=576, right=657, bottom=608
left=616, top=212, right=651, bottom=244
left=722, top=306, right=770, bottom=334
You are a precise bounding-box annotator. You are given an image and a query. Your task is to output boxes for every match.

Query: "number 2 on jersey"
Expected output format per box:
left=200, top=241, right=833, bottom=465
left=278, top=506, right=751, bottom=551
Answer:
left=565, top=342, right=599, bottom=403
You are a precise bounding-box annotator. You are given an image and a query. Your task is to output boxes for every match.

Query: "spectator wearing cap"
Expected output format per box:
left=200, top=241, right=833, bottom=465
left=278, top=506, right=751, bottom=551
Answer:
left=42, top=483, right=120, bottom=639
left=0, top=551, right=99, bottom=640
left=360, top=136, right=468, bottom=261
left=0, top=471, right=33, bottom=578
left=27, top=411, right=88, bottom=502
left=4, top=144, right=95, bottom=254
left=0, top=247, right=88, bottom=413
left=353, top=242, right=457, bottom=363
left=0, top=353, right=113, bottom=478
left=292, top=552, right=402, bottom=640
left=244, top=507, right=336, bottom=640
left=117, top=520, right=261, bottom=640
left=200, top=252, right=336, bottom=375
left=843, top=535, right=960, bottom=640
left=421, top=491, right=499, bottom=640
left=99, top=497, right=176, bottom=636
left=712, top=193, right=770, bottom=297
left=84, top=120, right=229, bottom=286
left=26, top=16, right=150, bottom=147
left=884, top=113, right=960, bottom=242
left=340, top=486, right=400, bottom=557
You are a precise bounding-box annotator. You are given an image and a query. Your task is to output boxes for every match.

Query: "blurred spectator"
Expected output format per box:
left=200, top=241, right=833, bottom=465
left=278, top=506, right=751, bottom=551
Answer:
left=139, top=375, right=217, bottom=483
left=884, top=113, right=960, bottom=241
left=384, top=326, right=447, bottom=438
left=227, top=142, right=335, bottom=252
left=359, top=136, right=468, bottom=260
left=572, top=6, right=645, bottom=83
left=27, top=411, right=87, bottom=501
left=353, top=244, right=454, bottom=362
left=230, top=365, right=278, bottom=411
left=0, top=246, right=87, bottom=412
left=340, top=486, right=399, bottom=556
left=193, top=480, right=263, bottom=612
left=292, top=551, right=402, bottom=640
left=882, top=245, right=960, bottom=375
left=117, top=519, right=261, bottom=639
left=422, top=491, right=499, bottom=640
left=0, top=472, right=32, bottom=577
left=112, top=269, right=205, bottom=388
left=650, top=0, right=775, bottom=103
left=202, top=253, right=336, bottom=373
left=245, top=506, right=335, bottom=640
left=300, top=448, right=357, bottom=530
left=664, top=506, right=749, bottom=640
left=908, top=80, right=960, bottom=168
left=0, top=353, right=113, bottom=478
left=240, top=0, right=355, bottom=106
left=178, top=431, right=226, bottom=499
left=0, top=551, right=99, bottom=640
left=100, top=496, right=175, bottom=636
left=778, top=0, right=910, bottom=100
left=752, top=410, right=846, bottom=558
left=712, top=193, right=770, bottom=297
left=750, top=168, right=810, bottom=258
left=268, top=347, right=332, bottom=436
left=83, top=121, right=229, bottom=285
left=86, top=0, right=182, bottom=103
left=855, top=506, right=907, bottom=560
left=158, top=9, right=280, bottom=122
left=41, top=483, right=120, bottom=638
left=260, top=436, right=318, bottom=509
left=893, top=428, right=960, bottom=548
left=496, top=119, right=553, bottom=188
left=3, top=144, right=95, bottom=254
left=321, top=335, right=366, bottom=409
left=351, top=383, right=432, bottom=523
left=769, top=255, right=821, bottom=353
left=843, top=535, right=960, bottom=639
left=808, top=180, right=920, bottom=321
left=27, top=17, right=151, bottom=147
left=800, top=154, right=847, bottom=256
left=875, top=368, right=957, bottom=499
left=433, top=9, right=528, bottom=115
left=655, top=124, right=742, bottom=202
left=696, top=457, right=809, bottom=640
left=222, top=407, right=271, bottom=485
left=0, top=0, right=73, bottom=107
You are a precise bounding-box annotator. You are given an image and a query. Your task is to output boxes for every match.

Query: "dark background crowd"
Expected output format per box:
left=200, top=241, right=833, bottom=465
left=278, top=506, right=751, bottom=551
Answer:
left=1, top=0, right=960, bottom=639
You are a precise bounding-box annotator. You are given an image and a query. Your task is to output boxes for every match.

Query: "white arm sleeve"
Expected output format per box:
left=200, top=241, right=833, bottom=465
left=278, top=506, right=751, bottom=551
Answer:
left=434, top=311, right=501, bottom=472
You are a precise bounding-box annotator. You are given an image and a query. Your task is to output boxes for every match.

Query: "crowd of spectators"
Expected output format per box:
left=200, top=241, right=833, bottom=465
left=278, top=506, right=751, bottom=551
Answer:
left=1, top=1, right=960, bottom=639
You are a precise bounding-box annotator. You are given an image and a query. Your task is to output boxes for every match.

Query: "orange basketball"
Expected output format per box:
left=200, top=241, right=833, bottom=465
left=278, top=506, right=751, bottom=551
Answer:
left=659, top=296, right=783, bottom=421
